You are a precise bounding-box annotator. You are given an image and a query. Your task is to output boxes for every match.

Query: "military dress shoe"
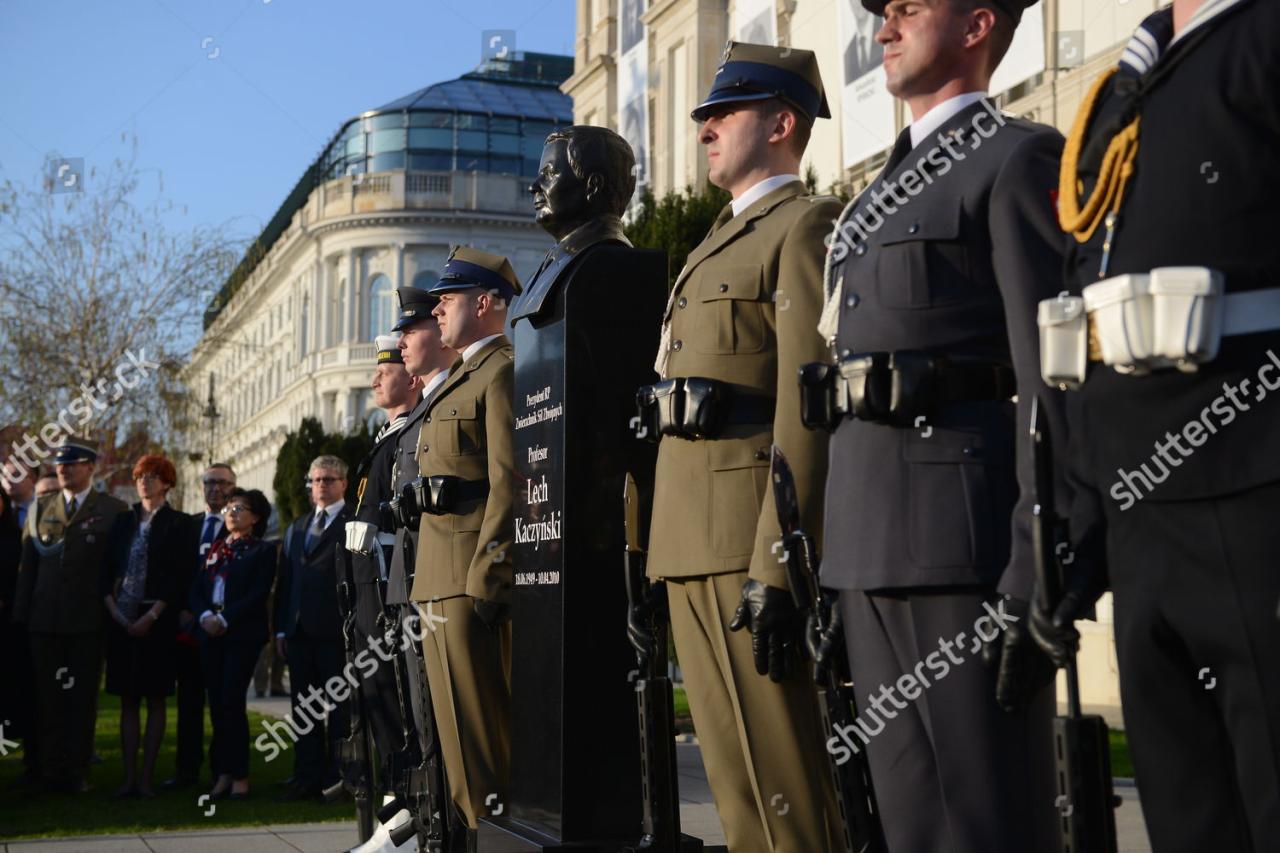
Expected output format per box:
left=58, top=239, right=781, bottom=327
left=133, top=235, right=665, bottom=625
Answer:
left=161, top=774, right=197, bottom=789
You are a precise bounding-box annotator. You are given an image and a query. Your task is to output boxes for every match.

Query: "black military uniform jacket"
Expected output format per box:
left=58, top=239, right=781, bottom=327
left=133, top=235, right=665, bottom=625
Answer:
left=388, top=388, right=435, bottom=605
left=349, top=414, right=406, bottom=630
left=820, top=99, right=1068, bottom=600
left=1065, top=0, right=1280, bottom=550
left=14, top=490, right=130, bottom=633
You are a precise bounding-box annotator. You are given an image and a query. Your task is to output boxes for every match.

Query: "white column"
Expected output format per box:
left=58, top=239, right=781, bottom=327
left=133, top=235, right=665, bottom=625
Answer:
left=346, top=249, right=359, bottom=343
left=394, top=242, right=405, bottom=288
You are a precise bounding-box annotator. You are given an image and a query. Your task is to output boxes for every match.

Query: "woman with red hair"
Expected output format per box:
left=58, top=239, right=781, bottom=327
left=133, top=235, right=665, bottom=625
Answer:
left=102, top=453, right=190, bottom=798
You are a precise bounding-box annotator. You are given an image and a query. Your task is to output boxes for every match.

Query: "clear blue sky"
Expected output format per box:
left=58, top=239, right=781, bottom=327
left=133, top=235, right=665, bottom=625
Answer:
left=0, top=0, right=575, bottom=240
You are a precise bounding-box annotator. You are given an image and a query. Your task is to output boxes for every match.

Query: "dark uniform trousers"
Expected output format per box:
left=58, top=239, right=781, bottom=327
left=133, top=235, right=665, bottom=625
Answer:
left=29, top=631, right=102, bottom=784
left=839, top=590, right=1055, bottom=852
left=1107, top=484, right=1280, bottom=849
left=173, top=640, right=206, bottom=779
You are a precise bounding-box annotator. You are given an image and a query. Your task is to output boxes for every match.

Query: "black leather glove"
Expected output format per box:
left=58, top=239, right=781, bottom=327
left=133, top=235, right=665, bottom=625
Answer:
left=627, top=580, right=668, bottom=670
left=473, top=598, right=509, bottom=630
left=804, top=593, right=843, bottom=682
left=728, top=579, right=803, bottom=683
left=990, top=597, right=1058, bottom=712
left=1028, top=558, right=1108, bottom=670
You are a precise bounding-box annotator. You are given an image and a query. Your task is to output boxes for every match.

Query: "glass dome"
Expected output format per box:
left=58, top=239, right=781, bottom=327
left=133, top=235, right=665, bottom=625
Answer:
left=318, top=52, right=573, bottom=182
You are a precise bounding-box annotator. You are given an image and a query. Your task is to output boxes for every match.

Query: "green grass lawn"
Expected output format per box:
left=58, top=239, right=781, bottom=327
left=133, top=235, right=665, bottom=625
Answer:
left=0, top=691, right=355, bottom=840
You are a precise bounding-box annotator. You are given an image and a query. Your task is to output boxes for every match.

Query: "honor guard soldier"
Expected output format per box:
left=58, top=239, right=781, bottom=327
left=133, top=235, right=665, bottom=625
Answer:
left=638, top=41, right=844, bottom=852
left=813, top=1, right=1066, bottom=849
left=343, top=335, right=424, bottom=815
left=1031, top=1, right=1280, bottom=849
left=13, top=442, right=130, bottom=792
left=407, top=247, right=519, bottom=839
left=388, top=287, right=460, bottom=848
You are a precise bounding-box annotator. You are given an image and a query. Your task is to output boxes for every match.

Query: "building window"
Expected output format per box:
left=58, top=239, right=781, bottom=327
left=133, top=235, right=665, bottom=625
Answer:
left=367, top=274, right=394, bottom=340
left=411, top=269, right=439, bottom=290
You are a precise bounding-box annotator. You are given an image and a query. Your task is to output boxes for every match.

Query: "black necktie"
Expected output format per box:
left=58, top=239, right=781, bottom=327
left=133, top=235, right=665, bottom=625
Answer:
left=306, top=510, right=326, bottom=551
left=883, top=127, right=914, bottom=175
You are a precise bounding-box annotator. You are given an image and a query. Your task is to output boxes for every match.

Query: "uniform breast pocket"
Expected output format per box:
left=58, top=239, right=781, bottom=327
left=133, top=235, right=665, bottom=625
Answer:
left=436, top=400, right=481, bottom=456
left=695, top=265, right=767, bottom=355
left=875, top=201, right=970, bottom=309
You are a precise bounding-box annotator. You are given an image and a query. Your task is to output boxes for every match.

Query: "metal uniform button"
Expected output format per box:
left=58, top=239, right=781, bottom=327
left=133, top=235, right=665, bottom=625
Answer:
left=854, top=244, right=867, bottom=257
left=840, top=349, right=851, bottom=359
left=677, top=296, right=687, bottom=308
left=753, top=448, right=769, bottom=461
left=718, top=283, right=729, bottom=293
left=672, top=340, right=683, bottom=352
left=845, top=294, right=860, bottom=309
left=450, top=408, right=457, bottom=416
left=908, top=223, right=920, bottom=235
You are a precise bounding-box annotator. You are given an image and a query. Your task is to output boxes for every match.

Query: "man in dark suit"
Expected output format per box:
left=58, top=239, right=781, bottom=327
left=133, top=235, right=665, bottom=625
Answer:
left=275, top=455, right=354, bottom=800
left=817, top=1, right=1064, bottom=850
left=163, top=462, right=235, bottom=789
left=12, top=442, right=130, bottom=793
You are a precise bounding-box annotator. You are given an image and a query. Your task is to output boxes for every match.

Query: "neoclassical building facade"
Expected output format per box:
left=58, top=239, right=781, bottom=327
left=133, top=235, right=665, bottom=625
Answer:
left=180, top=52, right=573, bottom=504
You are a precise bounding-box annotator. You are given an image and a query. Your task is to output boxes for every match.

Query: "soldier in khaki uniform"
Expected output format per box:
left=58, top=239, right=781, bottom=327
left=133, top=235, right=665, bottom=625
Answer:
left=408, top=247, right=519, bottom=836
left=13, top=442, right=130, bottom=792
left=637, top=43, right=844, bottom=852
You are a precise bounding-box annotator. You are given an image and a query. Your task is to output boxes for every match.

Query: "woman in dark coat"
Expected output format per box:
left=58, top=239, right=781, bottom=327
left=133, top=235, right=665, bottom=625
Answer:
left=191, top=487, right=275, bottom=799
left=102, top=454, right=189, bottom=798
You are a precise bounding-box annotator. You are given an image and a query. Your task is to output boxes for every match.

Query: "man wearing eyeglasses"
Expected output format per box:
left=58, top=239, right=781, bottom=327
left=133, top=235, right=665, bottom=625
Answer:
left=275, top=456, right=355, bottom=801
left=163, top=463, right=236, bottom=789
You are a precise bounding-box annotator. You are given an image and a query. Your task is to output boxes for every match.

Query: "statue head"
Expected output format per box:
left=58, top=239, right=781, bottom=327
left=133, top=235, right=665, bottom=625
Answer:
left=530, top=125, right=636, bottom=241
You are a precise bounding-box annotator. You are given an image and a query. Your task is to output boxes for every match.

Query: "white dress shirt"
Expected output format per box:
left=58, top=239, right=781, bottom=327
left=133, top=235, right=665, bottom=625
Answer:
left=422, top=370, right=449, bottom=401
left=730, top=173, right=801, bottom=217
left=909, top=91, right=988, bottom=148
left=461, top=333, right=503, bottom=362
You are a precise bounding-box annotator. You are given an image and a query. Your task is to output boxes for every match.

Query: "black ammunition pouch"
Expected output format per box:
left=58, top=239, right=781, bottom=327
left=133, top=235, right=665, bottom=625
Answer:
left=411, top=475, right=490, bottom=516
left=636, top=377, right=775, bottom=441
left=389, top=483, right=421, bottom=530
left=802, top=351, right=1015, bottom=428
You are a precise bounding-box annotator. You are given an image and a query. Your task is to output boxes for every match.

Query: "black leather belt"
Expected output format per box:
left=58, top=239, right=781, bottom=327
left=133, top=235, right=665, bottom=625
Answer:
left=637, top=377, right=776, bottom=440
left=799, top=351, right=1015, bottom=430
left=412, top=475, right=490, bottom=516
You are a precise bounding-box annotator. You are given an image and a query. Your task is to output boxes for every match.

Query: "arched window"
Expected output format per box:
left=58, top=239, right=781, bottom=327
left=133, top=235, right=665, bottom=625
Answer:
left=411, top=269, right=439, bottom=290
left=366, top=274, right=395, bottom=340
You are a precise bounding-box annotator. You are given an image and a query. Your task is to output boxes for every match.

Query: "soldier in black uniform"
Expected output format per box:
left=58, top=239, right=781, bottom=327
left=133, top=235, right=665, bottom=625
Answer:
left=1030, top=2, right=1280, bottom=850
left=388, top=287, right=459, bottom=846
left=346, top=335, right=425, bottom=813
left=815, top=1, right=1064, bottom=849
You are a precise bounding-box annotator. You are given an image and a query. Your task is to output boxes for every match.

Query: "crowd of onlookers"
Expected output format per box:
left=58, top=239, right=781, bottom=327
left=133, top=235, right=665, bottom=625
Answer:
left=0, top=448, right=356, bottom=804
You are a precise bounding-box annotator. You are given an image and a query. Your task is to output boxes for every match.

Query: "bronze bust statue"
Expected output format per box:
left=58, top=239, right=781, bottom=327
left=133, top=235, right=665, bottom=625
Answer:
left=513, top=126, right=638, bottom=323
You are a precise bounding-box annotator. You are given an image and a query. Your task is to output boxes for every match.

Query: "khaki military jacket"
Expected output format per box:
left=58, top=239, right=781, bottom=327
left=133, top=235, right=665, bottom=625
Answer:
left=648, top=180, right=841, bottom=588
left=14, top=489, right=130, bottom=633
left=410, top=335, right=515, bottom=603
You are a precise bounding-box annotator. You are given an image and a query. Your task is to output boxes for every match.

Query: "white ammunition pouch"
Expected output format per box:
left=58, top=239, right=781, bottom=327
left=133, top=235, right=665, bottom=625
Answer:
left=1038, top=267, right=1280, bottom=389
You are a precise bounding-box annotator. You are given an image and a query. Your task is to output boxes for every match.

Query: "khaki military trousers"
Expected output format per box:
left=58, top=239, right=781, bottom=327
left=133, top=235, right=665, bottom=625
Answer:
left=667, top=571, right=842, bottom=853
left=419, top=594, right=511, bottom=829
